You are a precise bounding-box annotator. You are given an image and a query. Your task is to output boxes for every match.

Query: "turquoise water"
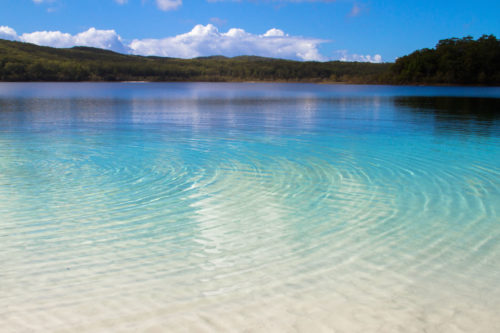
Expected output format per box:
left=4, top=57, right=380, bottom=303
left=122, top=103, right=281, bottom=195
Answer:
left=1, top=83, right=499, bottom=332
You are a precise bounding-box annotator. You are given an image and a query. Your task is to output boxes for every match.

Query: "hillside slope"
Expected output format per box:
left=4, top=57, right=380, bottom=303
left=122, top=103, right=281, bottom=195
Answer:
left=0, top=39, right=390, bottom=83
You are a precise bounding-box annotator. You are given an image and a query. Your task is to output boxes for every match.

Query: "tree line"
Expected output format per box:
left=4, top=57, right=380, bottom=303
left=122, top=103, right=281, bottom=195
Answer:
left=391, top=34, right=500, bottom=85
left=0, top=35, right=498, bottom=85
left=0, top=40, right=389, bottom=83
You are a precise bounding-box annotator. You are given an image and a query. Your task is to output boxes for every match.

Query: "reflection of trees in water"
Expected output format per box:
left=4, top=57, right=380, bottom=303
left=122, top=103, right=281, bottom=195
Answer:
left=0, top=98, right=132, bottom=131
left=394, top=97, right=500, bottom=137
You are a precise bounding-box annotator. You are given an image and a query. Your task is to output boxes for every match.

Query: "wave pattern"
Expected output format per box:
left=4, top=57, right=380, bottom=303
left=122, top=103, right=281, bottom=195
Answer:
left=0, top=86, right=499, bottom=332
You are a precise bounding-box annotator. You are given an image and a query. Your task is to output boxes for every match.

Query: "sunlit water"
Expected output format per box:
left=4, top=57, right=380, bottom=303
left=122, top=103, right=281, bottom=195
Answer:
left=1, top=83, right=499, bottom=332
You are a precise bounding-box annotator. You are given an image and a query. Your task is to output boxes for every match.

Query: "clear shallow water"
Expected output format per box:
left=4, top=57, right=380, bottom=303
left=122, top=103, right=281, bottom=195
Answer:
left=0, top=83, right=499, bottom=332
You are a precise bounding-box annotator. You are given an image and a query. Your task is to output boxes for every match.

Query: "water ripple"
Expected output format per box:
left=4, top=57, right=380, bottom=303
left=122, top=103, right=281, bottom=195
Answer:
left=1, top=88, right=499, bottom=332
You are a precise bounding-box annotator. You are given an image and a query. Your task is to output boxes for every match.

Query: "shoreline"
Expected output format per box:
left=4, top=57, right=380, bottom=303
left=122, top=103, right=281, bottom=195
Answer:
left=0, top=80, right=498, bottom=87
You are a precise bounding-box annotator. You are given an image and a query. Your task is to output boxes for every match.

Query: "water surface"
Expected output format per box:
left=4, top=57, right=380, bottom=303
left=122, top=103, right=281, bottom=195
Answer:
left=1, top=83, right=499, bottom=332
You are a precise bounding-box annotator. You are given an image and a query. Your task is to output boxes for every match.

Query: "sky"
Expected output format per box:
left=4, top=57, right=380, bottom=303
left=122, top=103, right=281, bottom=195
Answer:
left=0, top=0, right=499, bottom=62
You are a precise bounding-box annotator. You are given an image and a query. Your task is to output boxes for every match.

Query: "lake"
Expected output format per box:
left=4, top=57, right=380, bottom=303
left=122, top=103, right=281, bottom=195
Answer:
left=1, top=82, right=499, bottom=332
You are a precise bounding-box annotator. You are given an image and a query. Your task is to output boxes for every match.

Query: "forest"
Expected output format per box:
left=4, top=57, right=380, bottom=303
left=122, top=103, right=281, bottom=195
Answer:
left=0, top=39, right=389, bottom=83
left=0, top=35, right=498, bottom=84
left=391, top=34, right=500, bottom=85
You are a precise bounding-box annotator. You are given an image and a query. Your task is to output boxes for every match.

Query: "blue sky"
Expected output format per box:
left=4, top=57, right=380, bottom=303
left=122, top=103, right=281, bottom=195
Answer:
left=0, top=0, right=499, bottom=62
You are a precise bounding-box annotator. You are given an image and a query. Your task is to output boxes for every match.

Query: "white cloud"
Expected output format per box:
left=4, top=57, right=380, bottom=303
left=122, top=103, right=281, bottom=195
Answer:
left=129, top=24, right=326, bottom=61
left=20, top=28, right=129, bottom=53
left=21, top=31, right=74, bottom=48
left=0, top=24, right=384, bottom=63
left=156, top=0, right=182, bottom=11
left=115, top=0, right=128, bottom=4
left=263, top=28, right=285, bottom=37
left=74, top=28, right=129, bottom=53
left=0, top=26, right=18, bottom=41
left=336, top=50, right=383, bottom=63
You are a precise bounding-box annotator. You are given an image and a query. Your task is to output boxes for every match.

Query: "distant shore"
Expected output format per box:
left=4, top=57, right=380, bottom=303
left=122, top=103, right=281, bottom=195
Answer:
left=2, top=80, right=496, bottom=88
left=1, top=35, right=499, bottom=85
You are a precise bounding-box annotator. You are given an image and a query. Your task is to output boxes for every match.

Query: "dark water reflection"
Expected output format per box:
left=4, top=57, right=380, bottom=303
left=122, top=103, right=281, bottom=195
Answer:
left=0, top=83, right=499, bottom=139
left=394, top=97, right=500, bottom=137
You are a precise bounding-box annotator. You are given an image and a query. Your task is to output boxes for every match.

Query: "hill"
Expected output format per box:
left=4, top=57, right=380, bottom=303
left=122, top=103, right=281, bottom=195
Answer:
left=0, top=39, right=390, bottom=83
left=1, top=35, right=499, bottom=84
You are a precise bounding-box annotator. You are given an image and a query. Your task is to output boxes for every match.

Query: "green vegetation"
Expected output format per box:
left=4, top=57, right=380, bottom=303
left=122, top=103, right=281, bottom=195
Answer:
left=0, top=35, right=499, bottom=84
left=391, top=35, right=500, bottom=85
left=0, top=39, right=389, bottom=83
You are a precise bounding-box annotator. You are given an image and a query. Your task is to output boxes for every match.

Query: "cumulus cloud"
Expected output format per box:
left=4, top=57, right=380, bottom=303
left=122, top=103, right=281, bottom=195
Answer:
left=0, top=24, right=383, bottom=63
left=335, top=50, right=382, bottom=63
left=21, top=31, right=72, bottom=48
left=129, top=24, right=326, bottom=61
left=20, top=28, right=129, bottom=53
left=263, top=28, right=285, bottom=37
left=0, top=26, right=18, bottom=41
